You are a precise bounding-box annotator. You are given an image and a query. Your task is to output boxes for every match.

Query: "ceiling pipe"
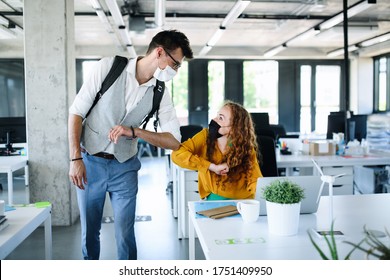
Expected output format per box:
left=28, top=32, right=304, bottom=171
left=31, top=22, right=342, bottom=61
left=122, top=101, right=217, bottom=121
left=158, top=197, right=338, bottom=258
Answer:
left=154, top=0, right=166, bottom=28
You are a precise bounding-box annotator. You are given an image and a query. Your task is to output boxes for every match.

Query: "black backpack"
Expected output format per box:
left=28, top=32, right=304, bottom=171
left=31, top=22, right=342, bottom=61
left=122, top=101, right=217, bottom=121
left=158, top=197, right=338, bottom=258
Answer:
left=85, top=55, right=165, bottom=132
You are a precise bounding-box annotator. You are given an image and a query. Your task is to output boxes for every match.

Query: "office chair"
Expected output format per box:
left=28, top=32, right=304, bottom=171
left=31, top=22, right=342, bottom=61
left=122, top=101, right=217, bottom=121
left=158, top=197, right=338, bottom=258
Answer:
left=257, top=135, right=279, bottom=177
left=256, top=128, right=276, bottom=140
left=179, top=124, right=203, bottom=142
left=269, top=124, right=287, bottom=140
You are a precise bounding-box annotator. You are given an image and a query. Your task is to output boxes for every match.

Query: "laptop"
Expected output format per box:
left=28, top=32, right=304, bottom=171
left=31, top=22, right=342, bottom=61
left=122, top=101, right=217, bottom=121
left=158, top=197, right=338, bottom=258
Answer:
left=255, top=176, right=323, bottom=215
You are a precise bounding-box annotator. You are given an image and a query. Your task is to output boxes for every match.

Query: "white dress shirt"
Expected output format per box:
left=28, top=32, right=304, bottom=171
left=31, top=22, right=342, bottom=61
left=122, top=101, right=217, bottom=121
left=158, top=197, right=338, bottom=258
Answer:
left=69, top=57, right=181, bottom=147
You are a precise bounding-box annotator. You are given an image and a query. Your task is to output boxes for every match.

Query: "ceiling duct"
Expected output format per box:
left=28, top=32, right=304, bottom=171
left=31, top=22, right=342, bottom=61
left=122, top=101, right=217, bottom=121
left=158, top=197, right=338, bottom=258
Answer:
left=129, top=16, right=146, bottom=33
left=123, top=0, right=146, bottom=34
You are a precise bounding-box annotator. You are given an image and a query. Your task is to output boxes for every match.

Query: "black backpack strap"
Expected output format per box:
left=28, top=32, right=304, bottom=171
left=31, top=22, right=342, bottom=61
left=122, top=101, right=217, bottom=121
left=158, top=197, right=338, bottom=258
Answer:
left=141, top=80, right=165, bottom=132
left=85, top=55, right=128, bottom=119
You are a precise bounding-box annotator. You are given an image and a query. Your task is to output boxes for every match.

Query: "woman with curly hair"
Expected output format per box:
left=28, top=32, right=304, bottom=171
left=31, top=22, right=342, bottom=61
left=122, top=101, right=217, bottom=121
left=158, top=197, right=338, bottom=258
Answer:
left=172, top=100, right=262, bottom=200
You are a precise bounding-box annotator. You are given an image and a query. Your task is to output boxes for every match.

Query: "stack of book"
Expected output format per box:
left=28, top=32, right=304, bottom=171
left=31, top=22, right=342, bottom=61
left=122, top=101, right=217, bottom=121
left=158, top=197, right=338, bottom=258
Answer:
left=0, top=215, right=9, bottom=232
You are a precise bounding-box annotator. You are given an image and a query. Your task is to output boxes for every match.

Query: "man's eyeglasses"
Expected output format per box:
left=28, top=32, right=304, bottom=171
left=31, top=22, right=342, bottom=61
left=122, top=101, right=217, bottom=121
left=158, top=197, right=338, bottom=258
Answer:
left=163, top=48, right=181, bottom=70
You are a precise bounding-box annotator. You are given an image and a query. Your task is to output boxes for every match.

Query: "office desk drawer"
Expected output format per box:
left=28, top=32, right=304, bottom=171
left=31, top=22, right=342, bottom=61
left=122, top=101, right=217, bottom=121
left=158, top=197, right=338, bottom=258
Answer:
left=184, top=171, right=198, bottom=181
left=322, top=166, right=353, bottom=176
left=333, top=174, right=353, bottom=185
left=186, top=191, right=200, bottom=203
left=321, top=183, right=353, bottom=195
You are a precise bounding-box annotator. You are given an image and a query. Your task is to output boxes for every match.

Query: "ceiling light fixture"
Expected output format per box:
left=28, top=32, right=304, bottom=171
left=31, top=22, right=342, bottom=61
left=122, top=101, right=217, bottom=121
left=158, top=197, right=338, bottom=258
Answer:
left=95, top=9, right=114, bottom=33
left=9, top=24, right=23, bottom=35
left=118, top=25, right=132, bottom=45
left=359, top=32, right=390, bottom=47
left=0, top=24, right=16, bottom=39
left=286, top=28, right=320, bottom=46
left=126, top=45, right=137, bottom=57
left=207, top=27, right=225, bottom=47
left=105, top=0, right=125, bottom=27
left=89, top=0, right=101, bottom=9
left=154, top=0, right=166, bottom=28
left=264, top=44, right=286, bottom=58
left=198, top=0, right=250, bottom=56
left=0, top=14, right=9, bottom=25
left=327, top=45, right=359, bottom=57
left=221, top=0, right=250, bottom=28
left=198, top=45, right=212, bottom=57
left=319, top=0, right=376, bottom=30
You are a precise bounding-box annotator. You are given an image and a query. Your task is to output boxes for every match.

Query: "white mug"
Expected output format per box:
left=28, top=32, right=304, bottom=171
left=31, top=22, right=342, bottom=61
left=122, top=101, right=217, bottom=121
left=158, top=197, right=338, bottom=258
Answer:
left=237, top=200, right=260, bottom=223
left=0, top=200, right=5, bottom=216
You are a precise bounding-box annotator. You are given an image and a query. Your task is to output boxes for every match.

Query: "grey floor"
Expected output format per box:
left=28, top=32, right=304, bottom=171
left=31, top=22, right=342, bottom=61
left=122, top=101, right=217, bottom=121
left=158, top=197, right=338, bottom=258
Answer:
left=0, top=156, right=205, bottom=260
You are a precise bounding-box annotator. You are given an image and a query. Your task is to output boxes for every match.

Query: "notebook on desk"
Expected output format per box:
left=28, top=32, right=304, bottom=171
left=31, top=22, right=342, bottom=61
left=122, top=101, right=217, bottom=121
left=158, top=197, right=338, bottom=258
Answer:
left=255, top=176, right=323, bottom=216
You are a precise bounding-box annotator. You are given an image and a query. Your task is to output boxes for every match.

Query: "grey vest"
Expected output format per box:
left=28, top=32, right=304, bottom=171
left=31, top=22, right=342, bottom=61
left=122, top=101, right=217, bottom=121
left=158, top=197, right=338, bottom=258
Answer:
left=81, top=69, right=155, bottom=163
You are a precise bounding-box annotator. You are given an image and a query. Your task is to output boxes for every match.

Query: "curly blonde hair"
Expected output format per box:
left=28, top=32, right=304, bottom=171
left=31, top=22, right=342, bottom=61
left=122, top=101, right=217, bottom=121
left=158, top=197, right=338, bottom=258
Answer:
left=207, top=100, right=259, bottom=189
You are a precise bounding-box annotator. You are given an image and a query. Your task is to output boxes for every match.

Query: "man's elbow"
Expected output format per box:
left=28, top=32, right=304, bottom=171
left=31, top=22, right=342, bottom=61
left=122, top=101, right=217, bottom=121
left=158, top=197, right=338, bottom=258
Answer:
left=171, top=141, right=181, bottom=151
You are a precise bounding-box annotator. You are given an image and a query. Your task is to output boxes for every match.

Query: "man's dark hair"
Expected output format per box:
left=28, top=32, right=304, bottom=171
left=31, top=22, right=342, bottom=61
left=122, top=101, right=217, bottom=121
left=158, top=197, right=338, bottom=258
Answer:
left=146, top=29, right=193, bottom=59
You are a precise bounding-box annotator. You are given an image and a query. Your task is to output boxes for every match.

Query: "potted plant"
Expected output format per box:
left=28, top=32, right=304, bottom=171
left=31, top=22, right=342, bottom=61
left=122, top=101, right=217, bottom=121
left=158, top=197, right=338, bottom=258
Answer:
left=308, top=223, right=390, bottom=260
left=344, top=226, right=390, bottom=260
left=262, top=179, right=305, bottom=236
left=307, top=221, right=360, bottom=260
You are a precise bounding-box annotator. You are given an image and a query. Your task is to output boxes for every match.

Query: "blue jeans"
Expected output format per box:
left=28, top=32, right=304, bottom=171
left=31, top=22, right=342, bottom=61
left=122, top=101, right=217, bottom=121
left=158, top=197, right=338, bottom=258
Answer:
left=77, top=152, right=141, bottom=260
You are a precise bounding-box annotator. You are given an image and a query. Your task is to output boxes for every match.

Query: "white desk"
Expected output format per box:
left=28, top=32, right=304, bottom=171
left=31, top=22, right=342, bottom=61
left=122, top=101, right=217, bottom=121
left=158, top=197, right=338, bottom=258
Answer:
left=0, top=156, right=29, bottom=205
left=188, top=194, right=390, bottom=260
left=277, top=153, right=390, bottom=175
left=0, top=206, right=52, bottom=259
left=175, top=152, right=390, bottom=239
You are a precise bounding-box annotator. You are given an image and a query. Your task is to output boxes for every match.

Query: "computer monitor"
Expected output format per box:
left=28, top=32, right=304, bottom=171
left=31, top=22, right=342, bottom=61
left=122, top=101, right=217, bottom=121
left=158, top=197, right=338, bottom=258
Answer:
left=326, top=113, right=346, bottom=140
left=0, top=117, right=27, bottom=144
left=348, top=114, right=367, bottom=142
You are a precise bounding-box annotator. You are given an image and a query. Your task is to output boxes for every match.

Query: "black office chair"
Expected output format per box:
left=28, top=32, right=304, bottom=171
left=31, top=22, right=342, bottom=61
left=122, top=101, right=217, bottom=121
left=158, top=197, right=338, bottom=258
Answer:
left=179, top=125, right=203, bottom=143
left=257, top=135, right=278, bottom=177
left=256, top=128, right=276, bottom=141
left=269, top=124, right=286, bottom=140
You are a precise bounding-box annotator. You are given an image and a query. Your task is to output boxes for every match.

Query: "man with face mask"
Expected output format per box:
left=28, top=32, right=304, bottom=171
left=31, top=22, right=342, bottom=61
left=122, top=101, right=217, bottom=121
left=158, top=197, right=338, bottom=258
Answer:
left=68, top=30, right=193, bottom=260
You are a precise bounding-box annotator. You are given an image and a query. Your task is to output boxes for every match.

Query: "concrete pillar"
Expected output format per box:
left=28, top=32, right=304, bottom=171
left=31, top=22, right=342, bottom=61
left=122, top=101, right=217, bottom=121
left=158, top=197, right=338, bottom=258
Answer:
left=24, top=0, right=78, bottom=225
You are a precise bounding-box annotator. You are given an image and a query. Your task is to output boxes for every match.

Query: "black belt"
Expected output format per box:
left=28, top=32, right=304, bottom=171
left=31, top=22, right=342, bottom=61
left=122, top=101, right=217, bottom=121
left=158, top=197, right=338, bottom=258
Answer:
left=81, top=148, right=115, bottom=160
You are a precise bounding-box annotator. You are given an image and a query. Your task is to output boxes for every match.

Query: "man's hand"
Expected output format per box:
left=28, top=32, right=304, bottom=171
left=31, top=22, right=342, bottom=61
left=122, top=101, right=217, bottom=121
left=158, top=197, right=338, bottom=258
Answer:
left=209, top=163, right=229, bottom=175
left=108, top=125, right=133, bottom=144
left=69, top=160, right=87, bottom=190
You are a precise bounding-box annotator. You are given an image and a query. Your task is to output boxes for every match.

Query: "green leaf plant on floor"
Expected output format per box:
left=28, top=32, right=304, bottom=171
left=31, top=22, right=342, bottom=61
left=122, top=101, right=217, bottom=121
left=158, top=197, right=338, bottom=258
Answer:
left=308, top=221, right=390, bottom=260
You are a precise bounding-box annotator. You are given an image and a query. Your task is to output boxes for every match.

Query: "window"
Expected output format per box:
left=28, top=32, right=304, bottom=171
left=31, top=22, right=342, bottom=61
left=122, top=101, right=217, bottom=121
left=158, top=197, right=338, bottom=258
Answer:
left=300, top=65, right=312, bottom=134
left=378, top=57, right=387, bottom=111
left=315, top=65, right=341, bottom=134
left=298, top=63, right=341, bottom=135
left=243, top=61, right=279, bottom=124
left=82, top=60, right=98, bottom=83
left=0, top=60, right=25, bottom=117
left=166, top=61, right=189, bottom=125
left=374, top=55, right=390, bottom=112
left=208, top=61, right=225, bottom=121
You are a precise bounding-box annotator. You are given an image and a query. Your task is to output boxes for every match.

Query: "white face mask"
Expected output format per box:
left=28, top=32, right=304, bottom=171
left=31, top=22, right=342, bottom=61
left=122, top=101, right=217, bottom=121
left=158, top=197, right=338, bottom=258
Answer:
left=153, top=65, right=177, bottom=82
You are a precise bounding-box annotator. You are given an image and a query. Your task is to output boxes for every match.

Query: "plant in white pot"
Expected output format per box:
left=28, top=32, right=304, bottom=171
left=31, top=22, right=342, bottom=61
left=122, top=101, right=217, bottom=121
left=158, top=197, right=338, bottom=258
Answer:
left=262, top=179, right=305, bottom=236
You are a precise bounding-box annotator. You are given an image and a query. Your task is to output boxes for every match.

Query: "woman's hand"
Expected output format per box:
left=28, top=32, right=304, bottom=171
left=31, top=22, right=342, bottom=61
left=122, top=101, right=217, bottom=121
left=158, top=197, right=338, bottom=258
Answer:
left=209, top=162, right=229, bottom=175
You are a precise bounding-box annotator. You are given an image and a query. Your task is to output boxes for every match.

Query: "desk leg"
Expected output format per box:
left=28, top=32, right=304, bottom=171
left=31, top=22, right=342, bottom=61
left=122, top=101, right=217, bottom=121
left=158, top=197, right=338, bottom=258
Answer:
left=24, top=164, right=29, bottom=185
left=285, top=167, right=294, bottom=176
left=7, top=171, right=13, bottom=206
left=44, top=212, right=53, bottom=260
left=188, top=211, right=195, bottom=260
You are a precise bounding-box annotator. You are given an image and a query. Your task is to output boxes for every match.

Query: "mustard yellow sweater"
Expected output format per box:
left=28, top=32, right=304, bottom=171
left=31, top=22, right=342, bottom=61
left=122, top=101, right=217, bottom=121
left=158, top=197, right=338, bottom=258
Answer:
left=171, top=128, right=262, bottom=199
